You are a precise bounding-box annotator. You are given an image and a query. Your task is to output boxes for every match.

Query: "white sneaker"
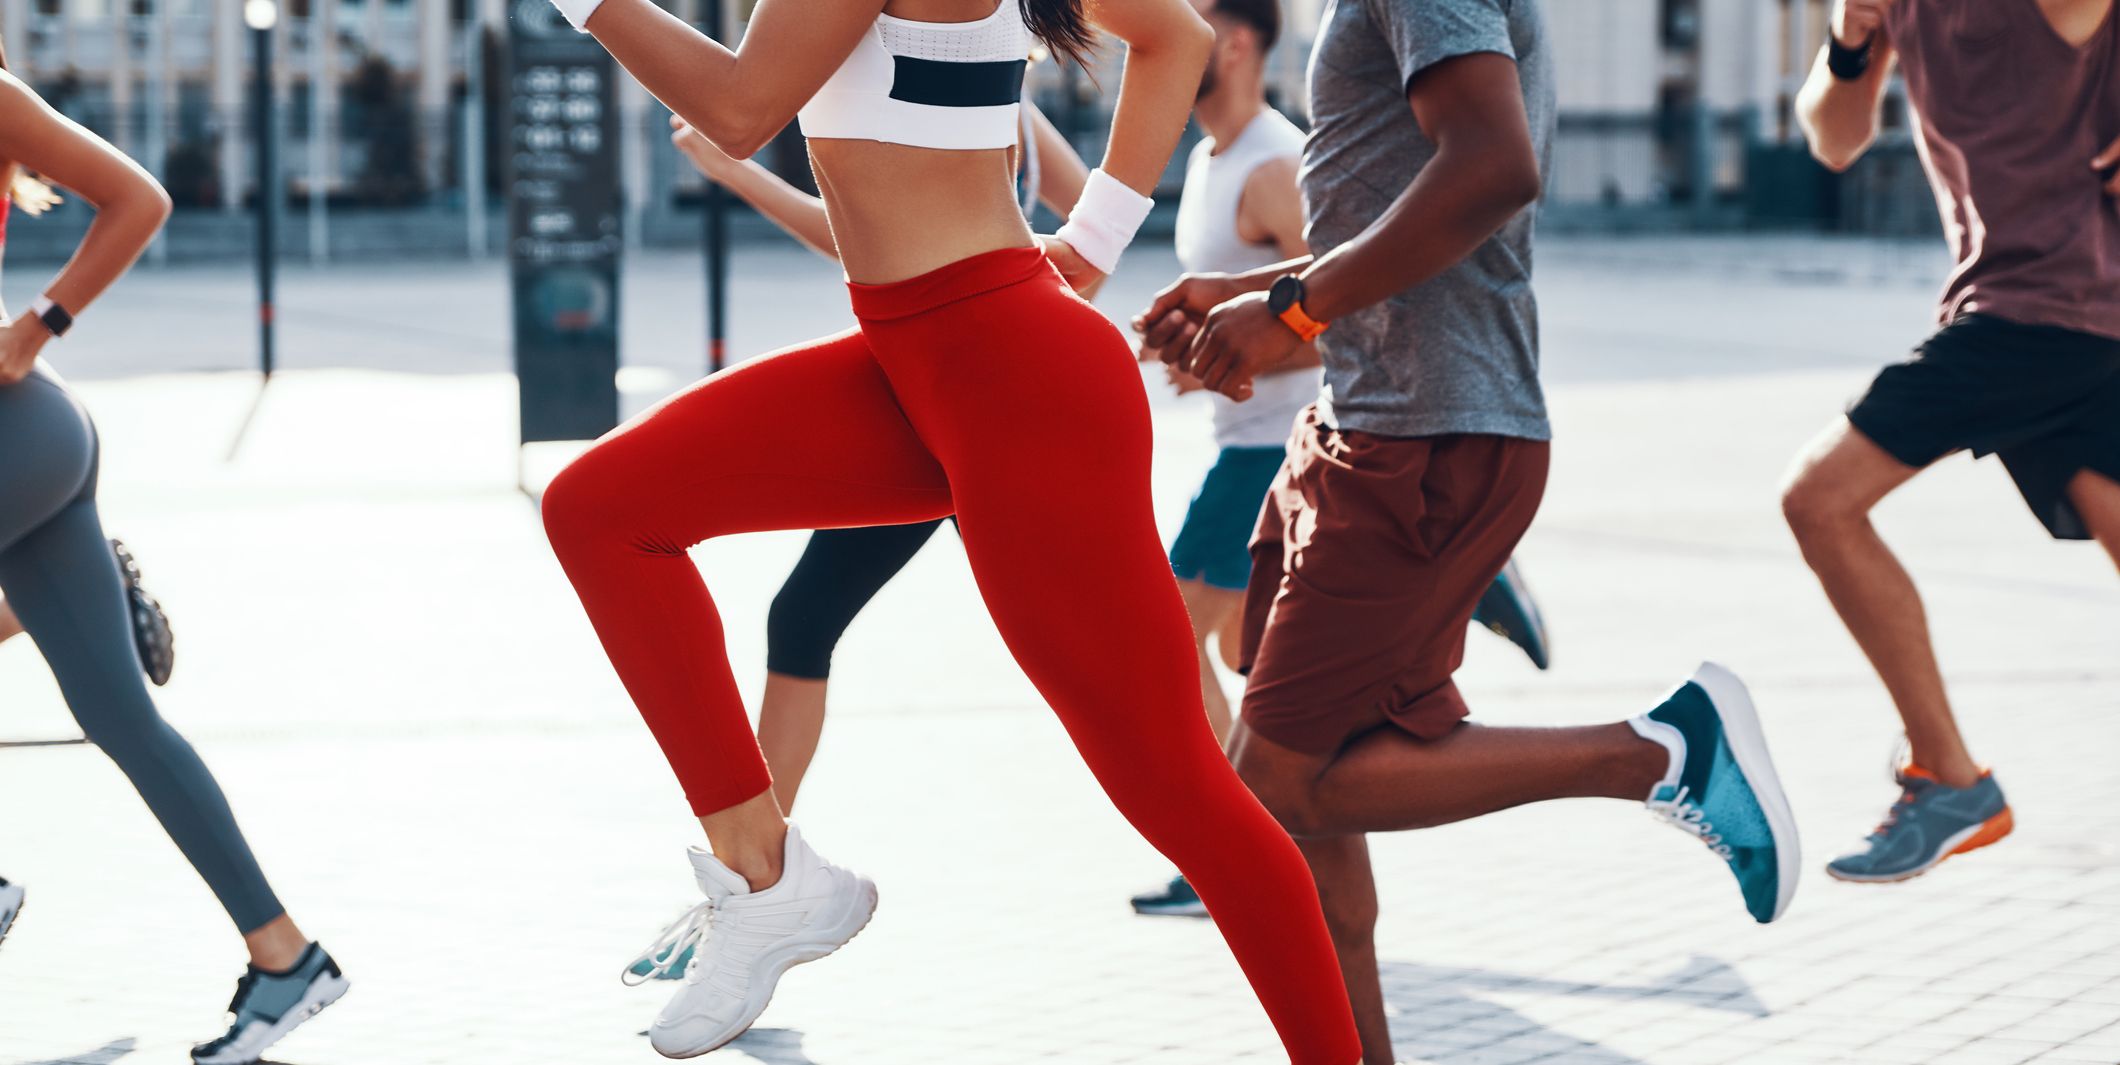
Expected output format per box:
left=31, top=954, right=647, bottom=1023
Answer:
left=626, top=824, right=877, bottom=1059
left=0, top=878, right=23, bottom=948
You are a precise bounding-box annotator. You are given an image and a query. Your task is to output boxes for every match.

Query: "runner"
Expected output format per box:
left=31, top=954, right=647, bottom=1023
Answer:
left=1782, top=0, right=2118, bottom=882
left=1129, top=0, right=1551, bottom=921
left=0, top=42, right=345, bottom=1065
left=1136, top=1, right=1800, bottom=1059
left=624, top=102, right=1091, bottom=981
left=539, top=0, right=1363, bottom=1059
left=664, top=99, right=1088, bottom=814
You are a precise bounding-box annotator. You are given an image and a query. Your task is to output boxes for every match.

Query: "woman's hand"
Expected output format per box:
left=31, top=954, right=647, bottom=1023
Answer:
left=670, top=114, right=743, bottom=184
left=0, top=316, right=53, bottom=386
left=1132, top=272, right=1244, bottom=356
left=1039, top=235, right=1107, bottom=300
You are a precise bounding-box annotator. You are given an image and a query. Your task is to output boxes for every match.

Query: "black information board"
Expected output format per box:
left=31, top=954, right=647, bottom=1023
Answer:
left=507, top=5, right=621, bottom=445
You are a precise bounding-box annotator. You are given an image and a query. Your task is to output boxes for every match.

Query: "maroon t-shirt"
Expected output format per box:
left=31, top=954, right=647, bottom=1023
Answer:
left=1885, top=0, right=2120, bottom=340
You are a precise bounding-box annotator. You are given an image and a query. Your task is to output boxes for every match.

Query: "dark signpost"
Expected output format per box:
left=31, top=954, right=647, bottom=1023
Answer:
left=507, top=4, right=622, bottom=479
left=700, top=0, right=730, bottom=375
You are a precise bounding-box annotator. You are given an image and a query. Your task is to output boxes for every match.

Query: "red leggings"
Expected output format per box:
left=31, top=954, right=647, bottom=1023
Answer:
left=541, top=247, right=1358, bottom=1063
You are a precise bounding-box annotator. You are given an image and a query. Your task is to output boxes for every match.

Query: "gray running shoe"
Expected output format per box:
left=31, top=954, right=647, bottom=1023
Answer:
left=192, top=942, right=350, bottom=1065
left=110, top=539, right=175, bottom=686
left=1826, top=766, right=2013, bottom=883
left=0, top=878, right=22, bottom=949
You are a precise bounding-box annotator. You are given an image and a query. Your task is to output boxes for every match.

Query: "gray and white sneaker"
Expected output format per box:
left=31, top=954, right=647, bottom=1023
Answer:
left=627, top=824, right=877, bottom=1058
left=192, top=942, right=350, bottom=1065
left=0, top=878, right=23, bottom=948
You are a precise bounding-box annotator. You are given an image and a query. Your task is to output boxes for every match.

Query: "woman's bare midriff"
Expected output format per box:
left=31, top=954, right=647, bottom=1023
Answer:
left=808, top=138, right=1037, bottom=284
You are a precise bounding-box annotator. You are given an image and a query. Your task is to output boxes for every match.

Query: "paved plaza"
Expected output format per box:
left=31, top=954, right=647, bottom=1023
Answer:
left=0, top=236, right=2115, bottom=1064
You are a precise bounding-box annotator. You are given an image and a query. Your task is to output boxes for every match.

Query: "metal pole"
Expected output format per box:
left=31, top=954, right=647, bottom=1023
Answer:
left=253, top=19, right=277, bottom=378
left=464, top=24, right=487, bottom=258
left=701, top=0, right=729, bottom=374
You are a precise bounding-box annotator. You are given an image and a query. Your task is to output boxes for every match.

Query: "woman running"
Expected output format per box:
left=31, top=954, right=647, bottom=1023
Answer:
left=664, top=100, right=1088, bottom=814
left=0, top=47, right=345, bottom=1064
left=537, top=0, right=1363, bottom=1060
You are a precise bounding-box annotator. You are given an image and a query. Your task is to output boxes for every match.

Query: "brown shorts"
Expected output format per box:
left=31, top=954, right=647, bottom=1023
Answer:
left=1238, top=406, right=1550, bottom=756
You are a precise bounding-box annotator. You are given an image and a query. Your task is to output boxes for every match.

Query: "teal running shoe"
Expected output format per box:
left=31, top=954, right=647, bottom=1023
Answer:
left=192, top=942, right=349, bottom=1064
left=1470, top=558, right=1551, bottom=670
left=1826, top=764, right=2012, bottom=883
left=627, top=931, right=695, bottom=982
left=1631, top=663, right=1799, bottom=924
left=1130, top=875, right=1209, bottom=918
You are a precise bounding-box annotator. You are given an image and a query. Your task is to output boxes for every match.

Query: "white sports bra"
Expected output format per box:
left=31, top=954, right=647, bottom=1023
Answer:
left=797, top=2, right=1032, bottom=150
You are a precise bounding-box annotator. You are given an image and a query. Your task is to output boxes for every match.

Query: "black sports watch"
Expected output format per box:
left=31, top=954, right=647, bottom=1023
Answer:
left=1266, top=273, right=1329, bottom=341
left=30, top=295, right=73, bottom=338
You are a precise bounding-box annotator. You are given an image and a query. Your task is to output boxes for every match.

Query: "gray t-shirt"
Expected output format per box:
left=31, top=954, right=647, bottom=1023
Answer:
left=1300, top=0, right=1555, bottom=440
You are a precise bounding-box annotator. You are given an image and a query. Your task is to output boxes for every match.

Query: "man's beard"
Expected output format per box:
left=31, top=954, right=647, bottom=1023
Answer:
left=1196, top=55, right=1219, bottom=102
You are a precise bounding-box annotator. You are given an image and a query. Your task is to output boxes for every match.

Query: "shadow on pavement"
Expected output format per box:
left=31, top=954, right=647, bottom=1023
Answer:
left=1380, top=954, right=1764, bottom=1064
left=11, top=1038, right=135, bottom=1065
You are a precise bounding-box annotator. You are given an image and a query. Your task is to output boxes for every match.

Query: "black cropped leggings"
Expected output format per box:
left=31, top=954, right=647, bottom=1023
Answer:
left=765, top=518, right=956, bottom=680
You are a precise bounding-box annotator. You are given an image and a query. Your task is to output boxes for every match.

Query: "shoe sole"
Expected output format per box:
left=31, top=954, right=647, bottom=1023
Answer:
left=1130, top=902, right=1210, bottom=918
left=1824, top=807, right=2015, bottom=884
left=191, top=971, right=351, bottom=1065
left=651, top=875, right=879, bottom=1059
left=1691, top=661, right=1801, bottom=923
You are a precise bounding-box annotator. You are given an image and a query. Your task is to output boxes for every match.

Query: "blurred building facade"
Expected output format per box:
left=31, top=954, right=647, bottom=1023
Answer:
left=0, top=0, right=1931, bottom=260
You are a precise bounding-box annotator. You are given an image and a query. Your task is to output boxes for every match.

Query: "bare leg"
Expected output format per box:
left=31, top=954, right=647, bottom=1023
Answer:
left=1232, top=718, right=1668, bottom=838
left=1781, top=419, right=1980, bottom=786
left=755, top=672, right=830, bottom=812
left=2068, top=468, right=2120, bottom=571
left=1176, top=577, right=1241, bottom=744
left=0, top=598, right=20, bottom=644
left=1296, top=835, right=1393, bottom=1065
left=244, top=915, right=312, bottom=971
left=696, top=789, right=789, bottom=892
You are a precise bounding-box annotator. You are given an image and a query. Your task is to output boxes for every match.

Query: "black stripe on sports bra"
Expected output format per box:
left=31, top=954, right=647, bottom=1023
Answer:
left=888, top=57, right=1027, bottom=108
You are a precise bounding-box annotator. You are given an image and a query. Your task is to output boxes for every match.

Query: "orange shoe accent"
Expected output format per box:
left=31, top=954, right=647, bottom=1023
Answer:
left=1949, top=806, right=2015, bottom=857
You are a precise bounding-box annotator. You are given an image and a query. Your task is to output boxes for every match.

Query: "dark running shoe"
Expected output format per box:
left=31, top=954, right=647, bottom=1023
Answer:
left=0, top=878, right=23, bottom=949
left=192, top=942, right=350, bottom=1065
left=1130, top=874, right=1210, bottom=918
left=1470, top=557, right=1551, bottom=670
left=110, top=539, right=175, bottom=686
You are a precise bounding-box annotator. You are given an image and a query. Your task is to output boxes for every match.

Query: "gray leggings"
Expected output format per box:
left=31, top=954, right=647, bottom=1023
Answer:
left=0, top=364, right=283, bottom=933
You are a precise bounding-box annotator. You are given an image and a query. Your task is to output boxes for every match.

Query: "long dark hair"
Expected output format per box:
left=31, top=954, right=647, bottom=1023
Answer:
left=0, top=33, right=61, bottom=214
left=1021, top=0, right=1097, bottom=67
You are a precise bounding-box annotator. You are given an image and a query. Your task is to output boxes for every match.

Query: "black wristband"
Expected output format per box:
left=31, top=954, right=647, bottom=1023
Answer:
left=1827, top=36, right=1874, bottom=81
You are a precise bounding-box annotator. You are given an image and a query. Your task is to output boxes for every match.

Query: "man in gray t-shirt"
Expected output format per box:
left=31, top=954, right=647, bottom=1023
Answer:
left=1137, top=2, right=1798, bottom=1058
left=1302, top=0, right=1553, bottom=439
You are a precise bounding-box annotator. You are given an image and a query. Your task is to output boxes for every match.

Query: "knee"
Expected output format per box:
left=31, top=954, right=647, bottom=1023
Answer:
left=1779, top=471, right=1863, bottom=547
left=539, top=449, right=610, bottom=553
left=1234, top=752, right=1327, bottom=839
left=540, top=444, right=675, bottom=559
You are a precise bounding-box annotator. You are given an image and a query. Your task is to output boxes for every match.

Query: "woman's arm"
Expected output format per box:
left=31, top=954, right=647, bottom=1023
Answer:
left=0, top=70, right=171, bottom=383
left=577, top=0, right=885, bottom=160
left=1078, top=0, right=1214, bottom=197
left=1024, top=103, right=1090, bottom=217
left=670, top=115, right=840, bottom=260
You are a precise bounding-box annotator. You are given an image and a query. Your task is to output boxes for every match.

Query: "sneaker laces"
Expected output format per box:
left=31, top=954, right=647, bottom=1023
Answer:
left=1648, top=786, right=1733, bottom=861
left=1864, top=775, right=1934, bottom=845
left=622, top=898, right=716, bottom=987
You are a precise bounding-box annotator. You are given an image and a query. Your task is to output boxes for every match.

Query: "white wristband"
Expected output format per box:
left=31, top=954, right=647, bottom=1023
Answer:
left=549, top=0, right=603, bottom=31
left=1054, top=169, right=1154, bottom=275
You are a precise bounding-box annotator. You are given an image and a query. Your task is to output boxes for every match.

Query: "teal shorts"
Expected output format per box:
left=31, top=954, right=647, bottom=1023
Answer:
left=1169, top=446, right=1287, bottom=591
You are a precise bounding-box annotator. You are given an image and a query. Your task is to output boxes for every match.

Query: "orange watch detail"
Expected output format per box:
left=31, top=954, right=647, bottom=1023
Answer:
left=1276, top=300, right=1329, bottom=342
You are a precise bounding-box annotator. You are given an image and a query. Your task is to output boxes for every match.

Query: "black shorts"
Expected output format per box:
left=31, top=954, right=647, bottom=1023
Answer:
left=1847, top=314, right=2120, bottom=540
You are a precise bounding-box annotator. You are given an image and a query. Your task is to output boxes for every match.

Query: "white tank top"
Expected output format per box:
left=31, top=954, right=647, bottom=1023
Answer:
left=798, top=2, right=1032, bottom=151
left=1173, top=108, right=1320, bottom=449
